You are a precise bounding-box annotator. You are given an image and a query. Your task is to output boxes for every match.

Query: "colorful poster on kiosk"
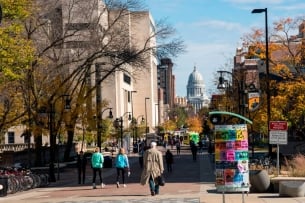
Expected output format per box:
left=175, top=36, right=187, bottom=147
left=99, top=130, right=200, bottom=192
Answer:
left=214, top=124, right=250, bottom=192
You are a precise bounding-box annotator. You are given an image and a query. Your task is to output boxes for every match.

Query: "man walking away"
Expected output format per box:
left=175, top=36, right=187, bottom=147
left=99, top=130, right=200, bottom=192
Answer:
left=140, top=142, right=164, bottom=196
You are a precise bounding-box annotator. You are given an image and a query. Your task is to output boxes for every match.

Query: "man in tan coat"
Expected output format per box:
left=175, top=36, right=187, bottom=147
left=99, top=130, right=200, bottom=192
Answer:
left=140, top=141, right=164, bottom=196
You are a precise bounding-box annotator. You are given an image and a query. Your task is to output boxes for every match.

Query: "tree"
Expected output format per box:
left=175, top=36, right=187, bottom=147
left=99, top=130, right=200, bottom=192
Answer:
left=162, top=119, right=176, bottom=133
left=16, top=0, right=185, bottom=165
left=186, top=116, right=202, bottom=133
left=167, top=106, right=188, bottom=129
left=0, top=0, right=35, bottom=141
left=243, top=17, right=305, bottom=138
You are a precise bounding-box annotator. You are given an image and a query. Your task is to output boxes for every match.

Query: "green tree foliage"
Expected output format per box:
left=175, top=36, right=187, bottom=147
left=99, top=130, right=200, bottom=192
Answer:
left=167, top=106, right=188, bottom=129
left=0, top=0, right=35, bottom=139
left=101, top=118, right=113, bottom=143
left=0, top=0, right=34, bottom=80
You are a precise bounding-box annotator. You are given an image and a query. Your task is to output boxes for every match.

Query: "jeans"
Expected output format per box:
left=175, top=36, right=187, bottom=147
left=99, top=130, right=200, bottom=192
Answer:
left=78, top=166, right=86, bottom=184
left=149, top=175, right=159, bottom=194
left=92, top=168, right=102, bottom=184
left=116, top=168, right=126, bottom=184
left=139, top=157, right=143, bottom=168
left=166, top=163, right=172, bottom=172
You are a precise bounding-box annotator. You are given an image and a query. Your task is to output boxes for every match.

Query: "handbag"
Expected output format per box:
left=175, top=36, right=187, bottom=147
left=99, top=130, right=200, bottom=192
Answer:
left=156, top=175, right=165, bottom=186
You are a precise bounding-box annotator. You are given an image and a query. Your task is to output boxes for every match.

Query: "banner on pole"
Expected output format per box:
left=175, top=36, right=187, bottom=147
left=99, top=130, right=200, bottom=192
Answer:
left=248, top=92, right=260, bottom=112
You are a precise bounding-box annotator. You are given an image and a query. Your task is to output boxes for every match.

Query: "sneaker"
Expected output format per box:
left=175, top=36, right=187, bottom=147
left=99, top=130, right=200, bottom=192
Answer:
left=123, top=184, right=126, bottom=188
left=92, top=183, right=96, bottom=189
left=116, top=182, right=120, bottom=188
left=101, top=183, right=105, bottom=188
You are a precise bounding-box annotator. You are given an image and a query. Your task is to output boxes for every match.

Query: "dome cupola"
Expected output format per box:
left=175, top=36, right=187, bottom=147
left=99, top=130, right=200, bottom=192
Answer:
left=187, top=66, right=204, bottom=86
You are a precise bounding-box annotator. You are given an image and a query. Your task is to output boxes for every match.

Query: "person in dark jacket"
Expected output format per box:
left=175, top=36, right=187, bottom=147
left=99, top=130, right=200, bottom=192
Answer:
left=77, top=151, right=87, bottom=184
left=190, top=141, right=198, bottom=162
left=165, top=149, right=174, bottom=172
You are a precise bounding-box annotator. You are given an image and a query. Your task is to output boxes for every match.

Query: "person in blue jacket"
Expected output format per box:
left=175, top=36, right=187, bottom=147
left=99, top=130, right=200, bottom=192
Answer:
left=91, top=147, right=105, bottom=189
left=115, top=148, right=130, bottom=188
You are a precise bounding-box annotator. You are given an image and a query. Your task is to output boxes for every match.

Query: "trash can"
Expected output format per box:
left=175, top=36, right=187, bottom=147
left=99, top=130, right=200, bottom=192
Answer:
left=103, top=156, right=112, bottom=168
left=0, top=176, right=8, bottom=197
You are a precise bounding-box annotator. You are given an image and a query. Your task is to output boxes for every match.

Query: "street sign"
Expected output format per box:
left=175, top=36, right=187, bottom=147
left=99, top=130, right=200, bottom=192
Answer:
left=269, top=130, right=287, bottom=145
left=269, top=121, right=288, bottom=145
left=269, top=121, right=288, bottom=131
left=269, top=121, right=288, bottom=178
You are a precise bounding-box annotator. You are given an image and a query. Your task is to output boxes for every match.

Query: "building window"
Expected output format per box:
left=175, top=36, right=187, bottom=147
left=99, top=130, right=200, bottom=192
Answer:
left=123, top=73, right=131, bottom=85
left=8, top=131, right=14, bottom=144
left=128, top=91, right=131, bottom=103
left=65, top=23, right=94, bottom=30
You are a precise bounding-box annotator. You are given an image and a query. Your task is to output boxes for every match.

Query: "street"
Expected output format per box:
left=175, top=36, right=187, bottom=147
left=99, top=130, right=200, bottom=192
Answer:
left=0, top=146, right=305, bottom=203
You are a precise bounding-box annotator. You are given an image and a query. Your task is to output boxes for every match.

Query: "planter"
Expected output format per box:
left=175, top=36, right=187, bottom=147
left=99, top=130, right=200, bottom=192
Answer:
left=249, top=170, right=270, bottom=193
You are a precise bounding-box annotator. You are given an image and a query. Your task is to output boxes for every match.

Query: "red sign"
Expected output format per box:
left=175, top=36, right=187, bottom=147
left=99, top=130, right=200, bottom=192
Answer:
left=269, top=121, right=288, bottom=131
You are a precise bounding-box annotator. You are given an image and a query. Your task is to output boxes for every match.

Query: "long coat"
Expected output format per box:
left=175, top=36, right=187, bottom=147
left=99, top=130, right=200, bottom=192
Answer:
left=140, top=147, right=164, bottom=185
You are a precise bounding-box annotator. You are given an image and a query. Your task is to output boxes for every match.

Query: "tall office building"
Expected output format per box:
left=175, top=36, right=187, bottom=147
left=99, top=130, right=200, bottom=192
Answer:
left=157, top=58, right=175, bottom=108
left=157, top=58, right=176, bottom=125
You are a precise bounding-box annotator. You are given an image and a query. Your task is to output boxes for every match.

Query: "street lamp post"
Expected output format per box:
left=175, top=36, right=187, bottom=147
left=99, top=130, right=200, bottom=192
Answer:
left=49, top=94, right=71, bottom=182
left=97, top=108, right=113, bottom=151
left=115, top=112, right=131, bottom=148
left=155, top=103, right=159, bottom=130
left=131, top=91, right=137, bottom=144
left=217, top=70, right=244, bottom=116
left=252, top=8, right=272, bottom=155
left=145, top=97, right=150, bottom=145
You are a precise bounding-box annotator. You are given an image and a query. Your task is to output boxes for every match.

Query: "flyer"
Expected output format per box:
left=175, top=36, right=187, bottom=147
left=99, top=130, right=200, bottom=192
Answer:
left=214, top=124, right=250, bottom=192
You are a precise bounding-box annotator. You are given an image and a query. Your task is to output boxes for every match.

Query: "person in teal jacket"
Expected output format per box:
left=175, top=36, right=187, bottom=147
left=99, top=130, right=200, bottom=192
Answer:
left=115, top=148, right=130, bottom=188
left=91, top=147, right=105, bottom=189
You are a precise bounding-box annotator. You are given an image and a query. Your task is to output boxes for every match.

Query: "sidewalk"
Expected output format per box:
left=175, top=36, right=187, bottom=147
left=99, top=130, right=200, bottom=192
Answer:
left=1, top=147, right=305, bottom=203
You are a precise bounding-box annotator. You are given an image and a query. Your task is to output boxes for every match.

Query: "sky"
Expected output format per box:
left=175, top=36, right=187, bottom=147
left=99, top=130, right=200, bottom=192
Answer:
left=144, top=0, right=305, bottom=97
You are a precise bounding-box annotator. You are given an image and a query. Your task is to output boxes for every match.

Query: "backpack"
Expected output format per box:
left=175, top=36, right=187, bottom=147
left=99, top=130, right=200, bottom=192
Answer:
left=116, top=154, right=126, bottom=168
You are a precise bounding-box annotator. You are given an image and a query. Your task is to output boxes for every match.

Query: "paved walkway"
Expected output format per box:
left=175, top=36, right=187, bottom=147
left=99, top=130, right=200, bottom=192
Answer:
left=1, top=146, right=305, bottom=203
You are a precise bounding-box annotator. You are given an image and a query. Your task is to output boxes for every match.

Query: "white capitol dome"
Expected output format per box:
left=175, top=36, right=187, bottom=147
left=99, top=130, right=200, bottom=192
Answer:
left=186, top=66, right=209, bottom=114
left=187, top=66, right=204, bottom=86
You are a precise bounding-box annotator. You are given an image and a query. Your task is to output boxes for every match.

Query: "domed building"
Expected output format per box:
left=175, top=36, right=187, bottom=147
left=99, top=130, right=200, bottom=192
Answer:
left=187, top=66, right=209, bottom=114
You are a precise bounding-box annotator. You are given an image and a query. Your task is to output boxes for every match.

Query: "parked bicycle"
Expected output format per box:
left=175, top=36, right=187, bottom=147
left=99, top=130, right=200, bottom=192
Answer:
left=0, top=165, right=49, bottom=195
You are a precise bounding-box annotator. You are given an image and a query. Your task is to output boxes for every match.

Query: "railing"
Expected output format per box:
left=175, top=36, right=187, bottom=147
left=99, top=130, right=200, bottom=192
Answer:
left=0, top=144, right=35, bottom=153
